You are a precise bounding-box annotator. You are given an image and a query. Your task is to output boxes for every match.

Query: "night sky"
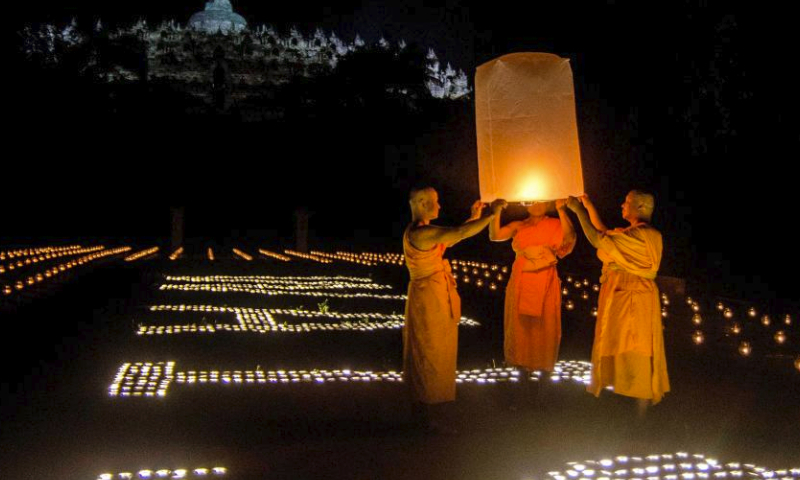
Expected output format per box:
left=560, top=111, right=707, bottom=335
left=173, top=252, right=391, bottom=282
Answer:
left=8, top=1, right=798, bottom=303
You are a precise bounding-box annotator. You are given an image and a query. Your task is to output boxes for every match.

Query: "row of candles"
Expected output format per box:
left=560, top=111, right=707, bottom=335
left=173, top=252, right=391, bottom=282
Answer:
left=231, top=248, right=252, bottom=261
left=310, top=250, right=377, bottom=265
left=158, top=280, right=405, bottom=300
left=0, top=244, right=83, bottom=260
left=108, top=360, right=596, bottom=399
left=2, top=247, right=131, bottom=297
left=98, top=468, right=226, bottom=479
left=138, top=302, right=478, bottom=335
left=258, top=248, right=290, bottom=261
left=1, top=245, right=104, bottom=274
left=159, top=275, right=393, bottom=303
left=163, top=274, right=375, bottom=283
left=543, top=452, right=799, bottom=480
left=160, top=279, right=392, bottom=291
left=290, top=251, right=516, bottom=294
left=341, top=252, right=405, bottom=265
left=284, top=249, right=332, bottom=263
left=124, top=247, right=159, bottom=262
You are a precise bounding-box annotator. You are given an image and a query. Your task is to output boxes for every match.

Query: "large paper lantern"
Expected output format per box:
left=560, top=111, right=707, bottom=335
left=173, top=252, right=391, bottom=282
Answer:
left=476, top=52, right=584, bottom=203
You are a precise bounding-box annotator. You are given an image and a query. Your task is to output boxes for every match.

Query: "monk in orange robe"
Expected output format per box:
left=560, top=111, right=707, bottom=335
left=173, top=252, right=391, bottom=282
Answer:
left=403, top=187, right=495, bottom=431
left=490, top=199, right=576, bottom=377
left=566, top=191, right=669, bottom=414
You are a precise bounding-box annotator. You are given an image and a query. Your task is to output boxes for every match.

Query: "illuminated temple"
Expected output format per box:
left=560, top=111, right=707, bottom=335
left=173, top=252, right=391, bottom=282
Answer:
left=19, top=0, right=471, bottom=109
left=188, top=0, right=247, bottom=34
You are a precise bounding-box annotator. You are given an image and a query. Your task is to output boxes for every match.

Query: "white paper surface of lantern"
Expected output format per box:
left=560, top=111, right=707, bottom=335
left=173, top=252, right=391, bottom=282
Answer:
left=476, top=52, right=584, bottom=203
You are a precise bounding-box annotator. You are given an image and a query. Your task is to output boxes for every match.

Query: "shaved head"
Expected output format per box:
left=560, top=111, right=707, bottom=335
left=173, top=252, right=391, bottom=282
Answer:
left=409, top=187, right=439, bottom=222
left=409, top=187, right=435, bottom=204
left=629, top=190, right=655, bottom=221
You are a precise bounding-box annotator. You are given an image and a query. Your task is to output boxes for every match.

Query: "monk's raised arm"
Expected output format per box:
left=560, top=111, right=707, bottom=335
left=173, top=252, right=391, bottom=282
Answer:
left=566, top=196, right=602, bottom=249
left=555, top=199, right=577, bottom=257
left=488, top=199, right=519, bottom=242
left=410, top=215, right=495, bottom=251
left=579, top=194, right=608, bottom=233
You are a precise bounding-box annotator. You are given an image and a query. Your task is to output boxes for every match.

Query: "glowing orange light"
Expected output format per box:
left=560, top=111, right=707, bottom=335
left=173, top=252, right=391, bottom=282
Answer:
left=738, top=341, right=751, bottom=357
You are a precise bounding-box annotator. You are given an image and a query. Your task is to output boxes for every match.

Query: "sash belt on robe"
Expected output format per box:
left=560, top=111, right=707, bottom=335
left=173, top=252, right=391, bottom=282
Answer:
left=409, top=260, right=461, bottom=324
left=513, top=245, right=556, bottom=318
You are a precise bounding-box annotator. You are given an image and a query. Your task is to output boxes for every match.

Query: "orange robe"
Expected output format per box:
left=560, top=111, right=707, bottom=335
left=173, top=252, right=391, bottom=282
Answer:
left=504, top=217, right=575, bottom=371
left=588, top=223, right=670, bottom=404
left=402, top=226, right=462, bottom=404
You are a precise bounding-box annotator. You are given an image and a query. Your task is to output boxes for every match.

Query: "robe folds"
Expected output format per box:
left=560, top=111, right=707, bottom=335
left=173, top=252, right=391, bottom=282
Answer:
left=504, top=217, right=575, bottom=371
left=587, top=223, right=670, bottom=404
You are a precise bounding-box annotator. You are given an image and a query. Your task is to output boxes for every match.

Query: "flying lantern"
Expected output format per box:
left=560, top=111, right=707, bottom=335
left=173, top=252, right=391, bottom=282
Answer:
left=476, top=52, right=584, bottom=203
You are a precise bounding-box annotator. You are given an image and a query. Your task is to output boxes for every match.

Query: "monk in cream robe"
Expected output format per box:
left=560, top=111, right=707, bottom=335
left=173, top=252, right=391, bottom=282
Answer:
left=566, top=191, right=669, bottom=410
left=403, top=188, right=495, bottom=428
left=490, top=200, right=576, bottom=373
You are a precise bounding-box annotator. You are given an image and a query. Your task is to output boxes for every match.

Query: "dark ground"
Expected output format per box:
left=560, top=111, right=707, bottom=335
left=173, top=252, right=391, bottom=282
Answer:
left=1, top=248, right=798, bottom=479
